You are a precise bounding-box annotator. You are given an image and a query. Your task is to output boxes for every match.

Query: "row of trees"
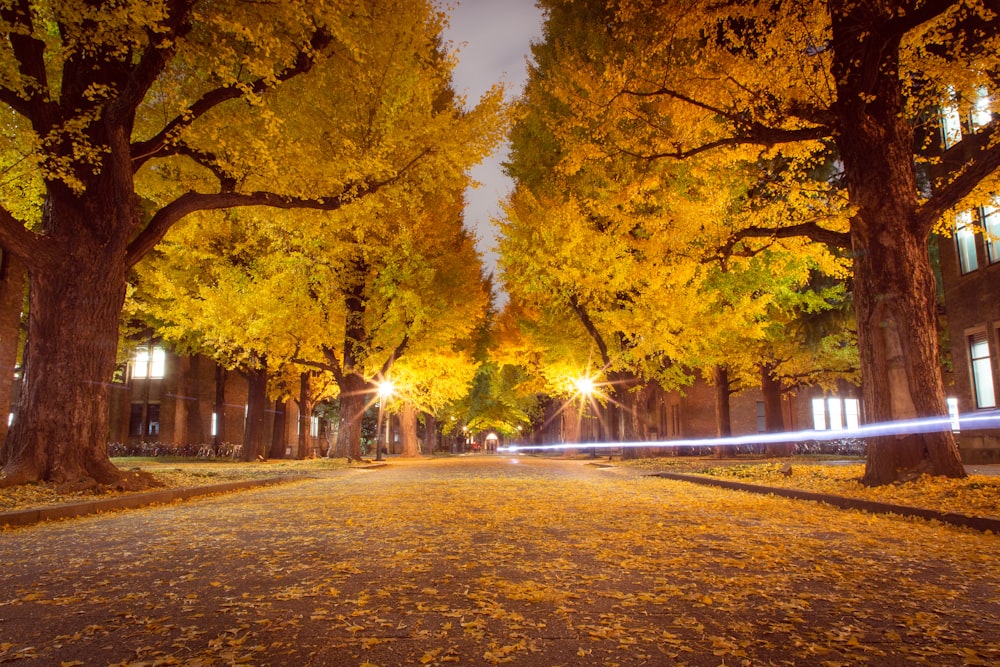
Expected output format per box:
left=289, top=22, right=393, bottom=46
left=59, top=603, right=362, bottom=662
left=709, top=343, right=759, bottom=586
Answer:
left=0, top=0, right=506, bottom=488
left=495, top=0, right=999, bottom=485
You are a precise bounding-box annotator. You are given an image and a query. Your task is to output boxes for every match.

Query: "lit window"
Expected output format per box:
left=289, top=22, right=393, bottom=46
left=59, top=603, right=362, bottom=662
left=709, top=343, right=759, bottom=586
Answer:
left=971, top=87, right=992, bottom=132
left=947, top=397, right=960, bottom=432
left=844, top=399, right=860, bottom=430
left=133, top=345, right=166, bottom=379
left=941, top=103, right=962, bottom=149
left=969, top=332, right=997, bottom=409
left=211, top=412, right=217, bottom=438
left=984, top=203, right=1000, bottom=264
left=827, top=398, right=844, bottom=430
left=311, top=416, right=319, bottom=438
left=956, top=210, right=979, bottom=273
left=812, top=398, right=827, bottom=430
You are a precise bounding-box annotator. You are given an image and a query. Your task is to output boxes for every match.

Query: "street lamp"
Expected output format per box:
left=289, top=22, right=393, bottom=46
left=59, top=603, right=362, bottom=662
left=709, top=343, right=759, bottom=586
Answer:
left=375, top=380, right=394, bottom=462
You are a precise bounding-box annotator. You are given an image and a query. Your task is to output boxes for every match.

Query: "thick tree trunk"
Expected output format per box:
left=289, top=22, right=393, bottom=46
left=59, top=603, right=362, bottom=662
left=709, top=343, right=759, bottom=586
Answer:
left=296, top=372, right=316, bottom=460
left=830, top=3, right=965, bottom=484
left=0, top=252, right=25, bottom=446
left=561, top=400, right=580, bottom=457
left=713, top=365, right=736, bottom=458
left=400, top=401, right=420, bottom=457
left=422, top=412, right=438, bottom=454
left=270, top=398, right=288, bottom=459
left=243, top=363, right=268, bottom=461
left=213, top=365, right=227, bottom=453
left=0, top=248, right=132, bottom=489
left=761, top=363, right=791, bottom=457
left=335, top=373, right=369, bottom=460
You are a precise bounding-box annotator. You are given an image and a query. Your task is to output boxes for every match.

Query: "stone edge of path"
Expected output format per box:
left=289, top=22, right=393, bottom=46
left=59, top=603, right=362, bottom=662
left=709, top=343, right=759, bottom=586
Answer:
left=0, top=474, right=313, bottom=530
left=649, top=471, right=1000, bottom=533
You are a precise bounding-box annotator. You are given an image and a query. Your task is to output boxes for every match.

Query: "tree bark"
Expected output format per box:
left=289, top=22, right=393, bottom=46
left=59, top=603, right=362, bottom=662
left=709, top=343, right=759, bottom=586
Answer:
left=0, top=235, right=131, bottom=489
left=422, top=412, right=438, bottom=454
left=242, top=362, right=268, bottom=461
left=335, top=373, right=369, bottom=460
left=270, top=398, right=288, bottom=459
left=296, top=371, right=316, bottom=460
left=761, top=362, right=791, bottom=457
left=213, top=365, right=227, bottom=453
left=713, top=365, right=736, bottom=458
left=830, top=1, right=965, bottom=484
left=400, top=401, right=420, bottom=457
left=0, top=252, right=24, bottom=447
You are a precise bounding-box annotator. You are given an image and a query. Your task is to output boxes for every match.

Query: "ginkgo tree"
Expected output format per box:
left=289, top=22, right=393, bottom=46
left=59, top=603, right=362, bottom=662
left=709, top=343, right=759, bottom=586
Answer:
left=500, top=0, right=857, bottom=456
left=0, top=0, right=505, bottom=488
left=533, top=0, right=999, bottom=484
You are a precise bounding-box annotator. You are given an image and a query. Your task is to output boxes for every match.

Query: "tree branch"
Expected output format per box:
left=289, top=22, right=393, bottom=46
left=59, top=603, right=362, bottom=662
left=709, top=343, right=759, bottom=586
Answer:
left=131, top=28, right=334, bottom=169
left=719, top=221, right=852, bottom=258
left=0, top=207, right=48, bottom=268
left=126, top=179, right=383, bottom=267
left=568, top=294, right=611, bottom=366
left=108, top=0, right=197, bottom=123
left=917, top=119, right=1000, bottom=232
left=0, top=0, right=57, bottom=127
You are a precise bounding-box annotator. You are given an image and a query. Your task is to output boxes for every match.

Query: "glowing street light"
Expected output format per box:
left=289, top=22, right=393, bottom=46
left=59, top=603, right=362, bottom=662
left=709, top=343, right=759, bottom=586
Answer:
left=575, top=376, right=596, bottom=397
left=374, top=380, right=395, bottom=462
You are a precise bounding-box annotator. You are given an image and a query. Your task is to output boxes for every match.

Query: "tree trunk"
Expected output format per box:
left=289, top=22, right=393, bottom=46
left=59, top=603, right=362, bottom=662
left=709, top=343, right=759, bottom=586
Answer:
left=713, top=365, right=736, bottom=458
left=561, top=400, right=580, bottom=457
left=0, top=252, right=25, bottom=447
left=400, top=401, right=420, bottom=457
left=213, top=365, right=227, bottom=453
left=0, top=244, right=131, bottom=489
left=242, top=363, right=268, bottom=461
left=422, top=412, right=438, bottom=454
left=761, top=362, right=791, bottom=457
left=335, top=373, right=369, bottom=460
left=296, top=372, right=316, bottom=460
left=270, top=398, right=288, bottom=459
left=830, top=3, right=965, bottom=484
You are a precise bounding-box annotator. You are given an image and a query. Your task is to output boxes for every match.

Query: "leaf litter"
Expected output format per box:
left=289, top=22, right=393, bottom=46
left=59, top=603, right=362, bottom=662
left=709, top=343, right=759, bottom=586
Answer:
left=0, top=457, right=998, bottom=666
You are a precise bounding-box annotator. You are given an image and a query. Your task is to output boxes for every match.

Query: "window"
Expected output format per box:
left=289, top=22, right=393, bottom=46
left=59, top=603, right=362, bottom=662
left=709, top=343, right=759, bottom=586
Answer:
left=211, top=412, right=218, bottom=438
left=755, top=401, right=766, bottom=433
left=984, top=203, right=1000, bottom=264
left=311, top=416, right=320, bottom=438
left=947, top=397, right=960, bottom=432
left=941, top=102, right=963, bottom=149
left=971, top=87, right=992, bottom=132
left=129, top=404, right=144, bottom=437
left=133, top=345, right=166, bottom=379
left=844, top=399, right=861, bottom=430
left=969, top=332, right=996, bottom=409
left=812, top=398, right=827, bottom=430
left=813, top=397, right=860, bottom=431
left=956, top=210, right=979, bottom=273
left=146, top=404, right=160, bottom=437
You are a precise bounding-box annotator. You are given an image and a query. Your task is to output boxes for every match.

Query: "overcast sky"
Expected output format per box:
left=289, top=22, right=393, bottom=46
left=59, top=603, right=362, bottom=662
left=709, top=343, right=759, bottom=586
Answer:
left=439, top=0, right=545, bottom=301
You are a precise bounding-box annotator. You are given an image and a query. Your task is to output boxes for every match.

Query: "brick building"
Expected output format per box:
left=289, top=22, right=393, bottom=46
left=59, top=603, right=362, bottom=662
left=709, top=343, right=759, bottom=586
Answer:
left=107, top=340, right=321, bottom=457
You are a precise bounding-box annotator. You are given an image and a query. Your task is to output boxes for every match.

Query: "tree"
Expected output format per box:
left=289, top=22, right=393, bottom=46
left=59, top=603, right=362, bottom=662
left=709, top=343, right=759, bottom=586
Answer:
left=0, top=0, right=503, bottom=487
left=500, top=0, right=856, bottom=458
left=529, top=0, right=999, bottom=484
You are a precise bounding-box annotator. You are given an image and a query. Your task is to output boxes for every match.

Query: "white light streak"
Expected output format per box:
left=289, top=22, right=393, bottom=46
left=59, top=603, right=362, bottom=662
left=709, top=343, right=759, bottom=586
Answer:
left=498, top=411, right=1000, bottom=454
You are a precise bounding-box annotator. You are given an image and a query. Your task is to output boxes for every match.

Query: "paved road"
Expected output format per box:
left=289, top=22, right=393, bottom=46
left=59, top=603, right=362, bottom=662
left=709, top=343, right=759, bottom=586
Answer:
left=2, top=456, right=999, bottom=666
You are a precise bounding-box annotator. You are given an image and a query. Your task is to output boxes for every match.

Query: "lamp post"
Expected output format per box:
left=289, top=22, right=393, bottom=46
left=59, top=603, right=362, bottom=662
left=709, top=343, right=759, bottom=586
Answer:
left=375, top=380, right=394, bottom=462
left=575, top=375, right=597, bottom=457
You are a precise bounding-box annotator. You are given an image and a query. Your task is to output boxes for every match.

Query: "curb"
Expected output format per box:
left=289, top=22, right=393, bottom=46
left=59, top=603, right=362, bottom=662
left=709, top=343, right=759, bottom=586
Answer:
left=649, top=472, right=1000, bottom=533
left=0, top=474, right=310, bottom=529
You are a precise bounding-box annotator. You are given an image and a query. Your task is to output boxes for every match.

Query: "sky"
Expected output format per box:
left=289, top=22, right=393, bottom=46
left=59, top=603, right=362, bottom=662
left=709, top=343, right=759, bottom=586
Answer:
left=439, top=0, right=546, bottom=301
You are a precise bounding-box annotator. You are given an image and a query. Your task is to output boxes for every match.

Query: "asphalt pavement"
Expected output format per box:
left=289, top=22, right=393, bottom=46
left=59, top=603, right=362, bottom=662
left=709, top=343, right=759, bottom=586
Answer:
left=2, top=457, right=999, bottom=666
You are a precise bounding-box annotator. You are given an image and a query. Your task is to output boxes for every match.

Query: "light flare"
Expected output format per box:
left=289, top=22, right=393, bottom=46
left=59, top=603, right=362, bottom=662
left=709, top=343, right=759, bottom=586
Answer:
left=498, top=411, right=1000, bottom=454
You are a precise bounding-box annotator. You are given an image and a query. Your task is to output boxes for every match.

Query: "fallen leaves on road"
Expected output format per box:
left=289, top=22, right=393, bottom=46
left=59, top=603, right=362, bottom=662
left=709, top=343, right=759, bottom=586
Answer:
left=622, top=457, right=1000, bottom=518
left=1, top=457, right=999, bottom=666
left=0, top=458, right=349, bottom=513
